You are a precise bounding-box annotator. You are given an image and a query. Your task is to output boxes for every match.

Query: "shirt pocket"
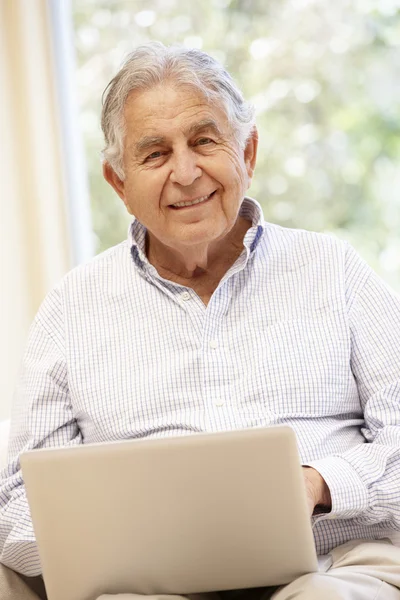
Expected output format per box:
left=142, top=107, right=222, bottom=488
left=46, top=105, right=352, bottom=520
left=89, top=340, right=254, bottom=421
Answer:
left=255, top=313, right=351, bottom=417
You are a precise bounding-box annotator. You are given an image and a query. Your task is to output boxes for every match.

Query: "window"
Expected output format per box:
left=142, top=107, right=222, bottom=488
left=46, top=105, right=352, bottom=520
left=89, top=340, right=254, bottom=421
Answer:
left=72, top=0, right=400, bottom=290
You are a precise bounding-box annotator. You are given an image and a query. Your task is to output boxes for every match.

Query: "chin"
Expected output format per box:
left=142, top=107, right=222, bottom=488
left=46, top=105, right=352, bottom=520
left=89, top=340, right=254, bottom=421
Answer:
left=178, top=219, right=228, bottom=242
left=181, top=228, right=223, bottom=246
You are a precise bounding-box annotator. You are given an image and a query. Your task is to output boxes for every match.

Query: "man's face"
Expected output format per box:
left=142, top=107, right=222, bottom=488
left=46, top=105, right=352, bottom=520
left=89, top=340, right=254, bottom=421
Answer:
left=104, top=84, right=257, bottom=251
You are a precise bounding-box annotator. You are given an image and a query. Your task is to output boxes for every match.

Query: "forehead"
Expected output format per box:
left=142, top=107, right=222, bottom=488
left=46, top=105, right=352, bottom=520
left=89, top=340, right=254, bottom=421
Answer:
left=123, top=84, right=230, bottom=140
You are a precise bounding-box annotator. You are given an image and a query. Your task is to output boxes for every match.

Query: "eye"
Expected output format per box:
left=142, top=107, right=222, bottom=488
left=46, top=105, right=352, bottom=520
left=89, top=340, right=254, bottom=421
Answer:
left=195, top=137, right=214, bottom=146
left=145, top=150, right=163, bottom=161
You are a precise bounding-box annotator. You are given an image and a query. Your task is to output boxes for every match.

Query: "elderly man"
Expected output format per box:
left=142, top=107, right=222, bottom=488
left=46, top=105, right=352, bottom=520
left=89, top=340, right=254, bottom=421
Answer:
left=1, top=42, right=400, bottom=600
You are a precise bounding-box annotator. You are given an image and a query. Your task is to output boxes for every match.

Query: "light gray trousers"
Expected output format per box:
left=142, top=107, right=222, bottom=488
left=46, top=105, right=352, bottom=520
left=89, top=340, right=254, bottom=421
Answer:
left=98, top=539, right=400, bottom=600
left=1, top=539, right=400, bottom=600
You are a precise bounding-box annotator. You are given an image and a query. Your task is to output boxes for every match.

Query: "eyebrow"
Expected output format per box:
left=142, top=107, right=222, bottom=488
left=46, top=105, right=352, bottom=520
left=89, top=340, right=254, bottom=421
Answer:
left=187, top=118, right=223, bottom=138
left=135, top=136, right=165, bottom=154
left=134, top=119, right=223, bottom=155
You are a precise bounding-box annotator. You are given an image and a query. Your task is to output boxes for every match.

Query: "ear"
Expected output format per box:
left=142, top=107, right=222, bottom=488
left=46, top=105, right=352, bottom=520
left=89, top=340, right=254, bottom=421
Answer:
left=102, top=162, right=133, bottom=212
left=244, top=126, right=258, bottom=183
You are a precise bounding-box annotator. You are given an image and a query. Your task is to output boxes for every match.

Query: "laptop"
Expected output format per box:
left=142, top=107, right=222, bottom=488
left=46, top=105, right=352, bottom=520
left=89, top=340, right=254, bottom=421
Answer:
left=21, top=425, right=332, bottom=600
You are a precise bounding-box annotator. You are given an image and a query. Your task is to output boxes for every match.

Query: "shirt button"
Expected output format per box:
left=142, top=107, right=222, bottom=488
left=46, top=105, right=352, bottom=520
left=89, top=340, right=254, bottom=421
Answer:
left=181, top=292, right=191, bottom=301
left=209, top=339, right=218, bottom=349
left=215, top=399, right=225, bottom=407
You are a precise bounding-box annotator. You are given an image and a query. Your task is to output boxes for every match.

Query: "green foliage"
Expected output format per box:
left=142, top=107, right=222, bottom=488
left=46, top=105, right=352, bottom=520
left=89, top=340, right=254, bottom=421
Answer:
left=73, top=0, right=400, bottom=290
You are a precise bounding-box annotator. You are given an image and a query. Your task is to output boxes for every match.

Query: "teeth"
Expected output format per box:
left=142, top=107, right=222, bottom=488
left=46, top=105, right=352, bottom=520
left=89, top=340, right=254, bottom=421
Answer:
left=172, top=194, right=210, bottom=208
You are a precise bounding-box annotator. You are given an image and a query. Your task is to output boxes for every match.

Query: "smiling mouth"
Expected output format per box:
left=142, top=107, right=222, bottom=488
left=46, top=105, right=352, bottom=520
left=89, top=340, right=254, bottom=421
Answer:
left=170, top=191, right=216, bottom=209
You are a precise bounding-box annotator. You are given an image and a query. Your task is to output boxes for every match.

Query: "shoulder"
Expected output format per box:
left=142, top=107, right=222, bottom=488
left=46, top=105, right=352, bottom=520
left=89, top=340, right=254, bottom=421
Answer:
left=259, top=222, right=347, bottom=268
left=257, top=223, right=384, bottom=302
left=59, top=240, right=135, bottom=300
left=63, top=241, right=131, bottom=287
left=36, top=241, right=132, bottom=323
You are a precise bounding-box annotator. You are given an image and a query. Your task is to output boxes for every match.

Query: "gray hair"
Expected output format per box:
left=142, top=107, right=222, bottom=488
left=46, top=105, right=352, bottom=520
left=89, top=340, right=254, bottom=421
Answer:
left=101, top=42, right=255, bottom=179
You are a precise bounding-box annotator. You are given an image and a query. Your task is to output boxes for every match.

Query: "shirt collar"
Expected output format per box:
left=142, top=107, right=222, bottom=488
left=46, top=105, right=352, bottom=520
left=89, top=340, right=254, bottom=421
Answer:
left=240, top=196, right=265, bottom=252
left=128, top=196, right=266, bottom=269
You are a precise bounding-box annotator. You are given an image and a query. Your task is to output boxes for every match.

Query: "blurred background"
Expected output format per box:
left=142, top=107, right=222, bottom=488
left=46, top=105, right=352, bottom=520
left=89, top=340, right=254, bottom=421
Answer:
left=1, top=0, right=400, bottom=420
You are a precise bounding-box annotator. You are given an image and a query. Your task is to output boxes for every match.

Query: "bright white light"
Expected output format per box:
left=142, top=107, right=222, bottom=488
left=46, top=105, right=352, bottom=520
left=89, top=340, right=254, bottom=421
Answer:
left=355, top=0, right=375, bottom=14
left=134, top=10, right=156, bottom=27
left=380, top=242, right=400, bottom=272
left=285, top=156, right=306, bottom=177
left=294, top=80, right=321, bottom=103
left=171, top=15, right=191, bottom=32
left=296, top=123, right=319, bottom=145
left=360, top=136, right=381, bottom=155
left=92, top=10, right=112, bottom=28
left=79, top=110, right=98, bottom=133
left=78, top=26, right=100, bottom=49
left=329, top=37, right=350, bottom=54
left=377, top=0, right=400, bottom=16
left=329, top=130, right=348, bottom=152
left=251, top=92, right=271, bottom=115
left=290, top=0, right=318, bottom=9
left=268, top=79, right=291, bottom=100
left=213, top=0, right=232, bottom=7
left=115, top=10, right=130, bottom=27
left=267, top=175, right=289, bottom=196
left=273, top=201, right=293, bottom=221
left=250, top=38, right=279, bottom=59
left=294, top=40, right=318, bottom=59
left=183, top=36, right=203, bottom=49
left=383, top=27, right=400, bottom=46
left=342, top=161, right=365, bottom=185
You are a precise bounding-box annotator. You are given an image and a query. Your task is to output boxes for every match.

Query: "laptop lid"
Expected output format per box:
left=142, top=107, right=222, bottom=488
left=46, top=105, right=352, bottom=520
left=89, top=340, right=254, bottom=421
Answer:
left=21, top=425, right=318, bottom=600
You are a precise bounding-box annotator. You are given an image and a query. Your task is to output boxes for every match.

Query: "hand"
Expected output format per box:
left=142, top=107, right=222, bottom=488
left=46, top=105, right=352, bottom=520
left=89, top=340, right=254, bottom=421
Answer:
left=302, top=467, right=332, bottom=516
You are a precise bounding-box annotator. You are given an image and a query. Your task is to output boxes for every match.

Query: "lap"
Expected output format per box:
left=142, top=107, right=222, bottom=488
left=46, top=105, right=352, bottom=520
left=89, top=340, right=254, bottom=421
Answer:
left=98, top=539, right=400, bottom=600
left=3, top=539, right=398, bottom=600
left=268, top=538, right=400, bottom=600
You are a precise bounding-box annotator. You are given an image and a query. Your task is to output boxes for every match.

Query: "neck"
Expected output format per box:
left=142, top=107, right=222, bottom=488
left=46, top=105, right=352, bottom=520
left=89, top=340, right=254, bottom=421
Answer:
left=147, top=216, right=252, bottom=282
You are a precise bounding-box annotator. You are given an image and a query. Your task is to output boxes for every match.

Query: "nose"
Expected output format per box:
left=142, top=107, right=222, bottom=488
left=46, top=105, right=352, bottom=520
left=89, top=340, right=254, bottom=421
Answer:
left=169, top=148, right=202, bottom=186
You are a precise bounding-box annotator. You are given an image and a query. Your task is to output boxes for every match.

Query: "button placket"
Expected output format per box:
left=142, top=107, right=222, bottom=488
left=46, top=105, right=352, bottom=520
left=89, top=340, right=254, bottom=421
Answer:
left=201, top=304, right=230, bottom=416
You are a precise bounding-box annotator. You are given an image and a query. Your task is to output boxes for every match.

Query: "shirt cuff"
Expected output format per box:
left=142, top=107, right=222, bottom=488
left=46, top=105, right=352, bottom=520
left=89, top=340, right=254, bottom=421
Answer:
left=304, top=456, right=369, bottom=519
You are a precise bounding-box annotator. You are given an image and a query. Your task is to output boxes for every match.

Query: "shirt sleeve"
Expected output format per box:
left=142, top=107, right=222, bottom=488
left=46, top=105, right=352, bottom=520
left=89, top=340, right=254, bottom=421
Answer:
left=307, top=243, right=400, bottom=528
left=0, top=287, right=82, bottom=576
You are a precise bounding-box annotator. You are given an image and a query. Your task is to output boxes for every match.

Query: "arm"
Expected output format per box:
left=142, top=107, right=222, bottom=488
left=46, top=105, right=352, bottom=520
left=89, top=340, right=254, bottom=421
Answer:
left=306, top=244, right=400, bottom=526
left=0, top=288, right=82, bottom=576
